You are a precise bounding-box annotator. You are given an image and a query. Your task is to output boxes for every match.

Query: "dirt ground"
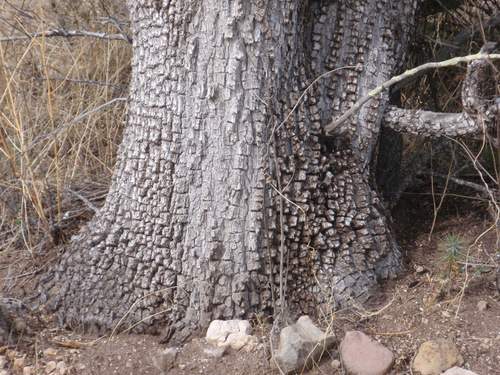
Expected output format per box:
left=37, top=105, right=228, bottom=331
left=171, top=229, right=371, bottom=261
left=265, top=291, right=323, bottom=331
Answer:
left=1, top=195, right=499, bottom=375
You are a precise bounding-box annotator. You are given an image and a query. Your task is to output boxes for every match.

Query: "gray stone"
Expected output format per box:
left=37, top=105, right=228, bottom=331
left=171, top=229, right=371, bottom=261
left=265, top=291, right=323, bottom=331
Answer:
left=273, top=315, right=336, bottom=374
left=339, top=331, right=394, bottom=375
left=413, top=340, right=464, bottom=375
left=441, top=367, right=478, bottom=375
left=476, top=300, right=488, bottom=312
left=203, top=346, right=227, bottom=358
left=152, top=347, right=178, bottom=374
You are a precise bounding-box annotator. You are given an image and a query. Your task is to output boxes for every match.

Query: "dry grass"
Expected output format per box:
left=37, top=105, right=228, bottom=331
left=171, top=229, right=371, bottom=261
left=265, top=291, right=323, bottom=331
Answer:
left=0, top=0, right=131, bottom=259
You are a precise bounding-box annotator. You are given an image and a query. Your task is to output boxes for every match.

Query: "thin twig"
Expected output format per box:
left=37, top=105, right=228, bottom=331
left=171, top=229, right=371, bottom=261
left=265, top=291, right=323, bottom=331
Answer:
left=62, top=187, right=99, bottom=212
left=393, top=13, right=500, bottom=92
left=31, top=76, right=128, bottom=94
left=0, top=28, right=132, bottom=43
left=429, top=171, right=494, bottom=195
left=325, top=53, right=500, bottom=133
left=106, top=17, right=132, bottom=44
left=20, top=97, right=127, bottom=157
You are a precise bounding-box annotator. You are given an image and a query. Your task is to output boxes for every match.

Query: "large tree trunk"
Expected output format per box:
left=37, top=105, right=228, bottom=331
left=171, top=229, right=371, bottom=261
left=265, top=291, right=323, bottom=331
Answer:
left=42, top=0, right=417, bottom=339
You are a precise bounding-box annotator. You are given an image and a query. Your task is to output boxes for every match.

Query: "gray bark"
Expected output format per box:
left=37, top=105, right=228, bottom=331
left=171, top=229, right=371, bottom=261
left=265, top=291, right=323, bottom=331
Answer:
left=41, top=0, right=418, bottom=339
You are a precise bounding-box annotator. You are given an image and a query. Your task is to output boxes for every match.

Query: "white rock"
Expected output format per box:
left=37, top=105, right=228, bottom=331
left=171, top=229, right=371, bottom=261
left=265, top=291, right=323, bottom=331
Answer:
left=0, top=356, right=6, bottom=369
left=205, top=319, right=258, bottom=350
left=441, top=367, right=478, bottom=375
left=225, top=332, right=259, bottom=350
left=23, top=366, right=34, bottom=375
left=206, top=319, right=251, bottom=346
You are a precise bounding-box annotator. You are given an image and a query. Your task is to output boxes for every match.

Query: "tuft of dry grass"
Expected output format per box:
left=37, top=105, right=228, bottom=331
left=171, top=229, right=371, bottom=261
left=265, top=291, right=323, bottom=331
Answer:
left=0, top=0, right=131, bottom=261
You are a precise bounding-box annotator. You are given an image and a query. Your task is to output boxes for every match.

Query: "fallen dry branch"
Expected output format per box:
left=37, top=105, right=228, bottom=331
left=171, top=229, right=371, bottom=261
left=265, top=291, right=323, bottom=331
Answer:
left=0, top=28, right=131, bottom=43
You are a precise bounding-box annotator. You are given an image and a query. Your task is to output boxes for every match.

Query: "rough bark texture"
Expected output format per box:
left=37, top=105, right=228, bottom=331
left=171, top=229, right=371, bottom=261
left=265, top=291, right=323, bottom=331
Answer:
left=41, top=0, right=418, bottom=338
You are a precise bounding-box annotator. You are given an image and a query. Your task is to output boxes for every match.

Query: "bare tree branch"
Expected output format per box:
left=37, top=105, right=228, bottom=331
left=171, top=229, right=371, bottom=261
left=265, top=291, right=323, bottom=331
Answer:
left=430, top=171, right=493, bottom=195
left=0, top=28, right=131, bottom=43
left=325, top=52, right=500, bottom=134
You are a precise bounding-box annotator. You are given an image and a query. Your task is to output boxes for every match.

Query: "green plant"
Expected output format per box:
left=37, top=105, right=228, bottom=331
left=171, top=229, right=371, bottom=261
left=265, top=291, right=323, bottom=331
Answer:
left=438, top=233, right=469, bottom=278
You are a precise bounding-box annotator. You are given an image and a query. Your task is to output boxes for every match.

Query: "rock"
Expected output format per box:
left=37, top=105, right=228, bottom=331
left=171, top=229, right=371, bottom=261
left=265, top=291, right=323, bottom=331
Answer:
left=7, top=349, right=19, bottom=360
left=152, top=347, right=178, bottom=373
left=206, top=320, right=251, bottom=345
left=43, top=348, right=58, bottom=357
left=273, top=315, right=336, bottom=374
left=413, top=340, right=464, bottom=375
left=339, top=331, right=394, bottom=375
left=13, top=357, right=27, bottom=369
left=0, top=356, right=6, bottom=369
left=441, top=367, right=478, bottom=375
left=23, top=366, right=34, bottom=375
left=476, top=300, right=488, bottom=312
left=0, top=370, right=8, bottom=375
left=441, top=310, right=451, bottom=318
left=206, top=319, right=258, bottom=350
left=74, top=363, right=86, bottom=371
left=56, top=361, right=68, bottom=375
left=331, top=359, right=341, bottom=369
left=226, top=332, right=259, bottom=351
left=204, top=346, right=227, bottom=358
left=45, top=361, right=57, bottom=373
left=0, top=296, right=24, bottom=343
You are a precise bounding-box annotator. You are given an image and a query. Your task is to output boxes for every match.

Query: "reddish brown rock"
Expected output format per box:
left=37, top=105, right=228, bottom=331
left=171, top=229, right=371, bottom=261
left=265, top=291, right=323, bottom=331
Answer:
left=339, top=331, right=394, bottom=375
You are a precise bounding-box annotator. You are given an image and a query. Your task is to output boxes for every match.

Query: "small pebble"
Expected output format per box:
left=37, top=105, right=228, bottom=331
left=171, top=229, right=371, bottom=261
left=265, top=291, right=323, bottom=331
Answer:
left=331, top=359, right=341, bottom=369
left=45, top=361, right=57, bottom=374
left=6, top=350, right=19, bottom=360
left=74, top=363, right=86, bottom=371
left=477, top=300, right=488, bottom=312
left=13, top=358, right=26, bottom=369
left=479, top=343, right=489, bottom=352
left=43, top=348, right=58, bottom=357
